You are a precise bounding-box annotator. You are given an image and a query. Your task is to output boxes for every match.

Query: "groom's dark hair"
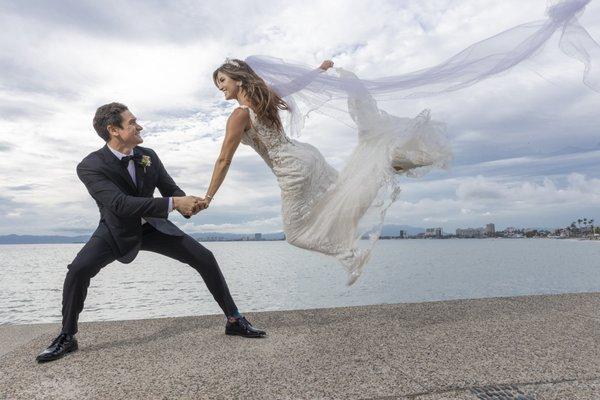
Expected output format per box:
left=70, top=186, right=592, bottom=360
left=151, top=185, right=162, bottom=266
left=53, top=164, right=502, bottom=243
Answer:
left=93, top=102, right=129, bottom=141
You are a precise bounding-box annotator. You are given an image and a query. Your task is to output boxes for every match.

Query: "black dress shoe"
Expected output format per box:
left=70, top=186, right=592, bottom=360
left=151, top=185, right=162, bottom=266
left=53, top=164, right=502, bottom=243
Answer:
left=225, top=316, right=266, bottom=338
left=36, top=333, right=78, bottom=363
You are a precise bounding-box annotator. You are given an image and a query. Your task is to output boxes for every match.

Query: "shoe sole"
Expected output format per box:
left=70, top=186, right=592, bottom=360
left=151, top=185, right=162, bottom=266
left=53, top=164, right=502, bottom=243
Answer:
left=225, top=331, right=266, bottom=338
left=36, top=344, right=78, bottom=363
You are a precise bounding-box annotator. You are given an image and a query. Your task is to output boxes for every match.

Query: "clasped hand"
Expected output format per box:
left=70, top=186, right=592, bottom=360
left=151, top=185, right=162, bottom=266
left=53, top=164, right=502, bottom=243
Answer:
left=173, top=196, right=210, bottom=217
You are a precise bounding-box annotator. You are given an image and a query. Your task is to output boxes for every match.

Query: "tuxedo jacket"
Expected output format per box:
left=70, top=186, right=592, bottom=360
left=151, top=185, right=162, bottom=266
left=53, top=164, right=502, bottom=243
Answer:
left=77, top=145, right=185, bottom=263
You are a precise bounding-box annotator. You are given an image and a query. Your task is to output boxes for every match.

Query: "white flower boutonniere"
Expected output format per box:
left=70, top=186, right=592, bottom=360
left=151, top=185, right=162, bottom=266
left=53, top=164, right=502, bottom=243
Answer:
left=140, top=155, right=152, bottom=172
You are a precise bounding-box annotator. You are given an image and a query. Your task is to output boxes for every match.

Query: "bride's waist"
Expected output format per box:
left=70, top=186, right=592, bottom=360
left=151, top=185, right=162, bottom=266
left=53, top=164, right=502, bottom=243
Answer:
left=268, top=141, right=323, bottom=173
left=265, top=140, right=300, bottom=159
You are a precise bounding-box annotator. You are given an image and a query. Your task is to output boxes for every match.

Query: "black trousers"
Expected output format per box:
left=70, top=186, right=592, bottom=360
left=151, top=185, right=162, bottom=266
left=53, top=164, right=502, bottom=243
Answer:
left=61, top=224, right=238, bottom=335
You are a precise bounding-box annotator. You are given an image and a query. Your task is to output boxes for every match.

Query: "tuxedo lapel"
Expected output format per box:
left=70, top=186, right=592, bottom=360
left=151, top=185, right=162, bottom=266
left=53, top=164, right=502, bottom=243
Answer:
left=99, top=145, right=138, bottom=194
left=133, top=147, right=145, bottom=195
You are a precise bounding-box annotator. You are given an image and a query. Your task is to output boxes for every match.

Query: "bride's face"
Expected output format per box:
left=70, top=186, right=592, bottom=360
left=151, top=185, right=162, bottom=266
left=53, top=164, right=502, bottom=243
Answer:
left=216, top=71, right=240, bottom=100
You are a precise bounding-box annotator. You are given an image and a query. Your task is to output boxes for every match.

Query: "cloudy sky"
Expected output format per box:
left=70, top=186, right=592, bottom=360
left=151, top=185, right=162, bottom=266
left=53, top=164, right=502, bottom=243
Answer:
left=1, top=0, right=599, bottom=236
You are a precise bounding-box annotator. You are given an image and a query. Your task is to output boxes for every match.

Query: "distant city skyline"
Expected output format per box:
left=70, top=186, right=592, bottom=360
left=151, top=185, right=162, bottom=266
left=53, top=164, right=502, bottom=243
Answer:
left=1, top=219, right=595, bottom=243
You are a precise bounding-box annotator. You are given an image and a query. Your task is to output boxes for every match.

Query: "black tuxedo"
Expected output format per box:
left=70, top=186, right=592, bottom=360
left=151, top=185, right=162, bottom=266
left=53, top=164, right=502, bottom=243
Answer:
left=61, top=144, right=238, bottom=335
left=78, top=145, right=186, bottom=263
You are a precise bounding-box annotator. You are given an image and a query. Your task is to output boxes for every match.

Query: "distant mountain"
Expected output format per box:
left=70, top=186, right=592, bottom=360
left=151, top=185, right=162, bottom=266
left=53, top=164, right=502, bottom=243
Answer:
left=191, top=231, right=285, bottom=241
left=0, top=232, right=285, bottom=244
left=0, top=224, right=426, bottom=245
left=380, top=224, right=425, bottom=236
left=189, top=226, right=424, bottom=240
left=0, top=234, right=90, bottom=244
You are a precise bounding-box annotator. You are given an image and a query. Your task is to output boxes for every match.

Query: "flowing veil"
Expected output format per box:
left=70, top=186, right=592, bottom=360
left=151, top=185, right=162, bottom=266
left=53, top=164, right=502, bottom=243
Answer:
left=246, top=0, right=599, bottom=138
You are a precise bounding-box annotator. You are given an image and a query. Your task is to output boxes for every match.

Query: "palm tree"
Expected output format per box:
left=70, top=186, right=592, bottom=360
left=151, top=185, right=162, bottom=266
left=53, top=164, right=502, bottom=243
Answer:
left=568, top=222, right=575, bottom=237
left=575, top=218, right=583, bottom=237
left=590, top=219, right=595, bottom=238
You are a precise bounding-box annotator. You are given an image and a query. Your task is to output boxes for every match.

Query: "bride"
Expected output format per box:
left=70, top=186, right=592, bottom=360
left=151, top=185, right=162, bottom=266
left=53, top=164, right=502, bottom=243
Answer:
left=199, top=57, right=450, bottom=285
left=196, top=0, right=598, bottom=285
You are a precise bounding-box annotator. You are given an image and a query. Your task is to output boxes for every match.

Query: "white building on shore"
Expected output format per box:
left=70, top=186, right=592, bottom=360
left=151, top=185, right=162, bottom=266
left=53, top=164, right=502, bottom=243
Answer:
left=456, top=228, right=485, bottom=238
left=425, top=228, right=443, bottom=238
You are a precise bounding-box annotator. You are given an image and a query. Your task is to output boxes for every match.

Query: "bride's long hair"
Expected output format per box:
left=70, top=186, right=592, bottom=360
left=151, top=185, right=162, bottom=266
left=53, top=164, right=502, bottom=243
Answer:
left=213, top=59, right=289, bottom=132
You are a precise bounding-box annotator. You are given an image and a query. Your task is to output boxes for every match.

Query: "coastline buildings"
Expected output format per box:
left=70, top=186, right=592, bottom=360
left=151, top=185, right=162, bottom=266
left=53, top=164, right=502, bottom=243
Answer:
left=204, top=235, right=227, bottom=241
left=503, top=227, right=525, bottom=238
left=455, top=223, right=496, bottom=238
left=198, top=232, right=275, bottom=242
left=455, top=227, right=485, bottom=238
left=193, top=219, right=596, bottom=242
left=425, top=228, right=443, bottom=238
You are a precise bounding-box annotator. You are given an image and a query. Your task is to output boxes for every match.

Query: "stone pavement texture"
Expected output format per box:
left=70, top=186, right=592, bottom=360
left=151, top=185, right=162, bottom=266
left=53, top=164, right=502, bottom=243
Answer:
left=1, top=292, right=599, bottom=399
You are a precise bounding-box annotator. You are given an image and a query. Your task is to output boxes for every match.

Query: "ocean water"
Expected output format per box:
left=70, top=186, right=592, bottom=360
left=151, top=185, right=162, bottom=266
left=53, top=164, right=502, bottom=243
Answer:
left=1, top=239, right=599, bottom=325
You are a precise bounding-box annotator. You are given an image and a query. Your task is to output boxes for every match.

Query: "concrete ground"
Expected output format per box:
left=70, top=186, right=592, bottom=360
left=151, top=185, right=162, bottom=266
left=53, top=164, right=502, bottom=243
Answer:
left=1, top=292, right=599, bottom=399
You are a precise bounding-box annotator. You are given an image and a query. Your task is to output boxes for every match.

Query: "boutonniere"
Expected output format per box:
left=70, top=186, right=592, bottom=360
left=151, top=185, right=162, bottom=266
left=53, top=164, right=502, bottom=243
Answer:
left=140, top=155, right=152, bottom=172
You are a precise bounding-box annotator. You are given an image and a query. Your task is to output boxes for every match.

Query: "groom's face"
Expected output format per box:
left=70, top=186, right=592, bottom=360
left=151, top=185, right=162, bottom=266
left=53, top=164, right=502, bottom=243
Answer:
left=109, top=110, right=143, bottom=146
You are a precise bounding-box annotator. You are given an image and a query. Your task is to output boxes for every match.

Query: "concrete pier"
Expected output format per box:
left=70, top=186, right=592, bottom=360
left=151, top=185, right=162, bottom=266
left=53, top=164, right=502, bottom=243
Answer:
left=1, top=292, right=599, bottom=399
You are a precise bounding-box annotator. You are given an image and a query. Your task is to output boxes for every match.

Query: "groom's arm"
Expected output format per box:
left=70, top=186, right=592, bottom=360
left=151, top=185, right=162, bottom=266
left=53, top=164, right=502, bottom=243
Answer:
left=77, top=160, right=169, bottom=219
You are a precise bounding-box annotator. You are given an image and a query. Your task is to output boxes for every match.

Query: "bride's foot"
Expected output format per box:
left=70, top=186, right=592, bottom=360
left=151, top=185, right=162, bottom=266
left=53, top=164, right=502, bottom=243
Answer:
left=391, top=151, right=433, bottom=173
left=392, top=159, right=432, bottom=173
left=392, top=159, right=420, bottom=172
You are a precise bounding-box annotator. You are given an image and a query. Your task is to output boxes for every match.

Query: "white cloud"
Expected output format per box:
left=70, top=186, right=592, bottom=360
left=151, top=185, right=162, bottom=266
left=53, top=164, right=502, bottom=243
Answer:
left=387, top=172, right=600, bottom=230
left=456, top=176, right=506, bottom=201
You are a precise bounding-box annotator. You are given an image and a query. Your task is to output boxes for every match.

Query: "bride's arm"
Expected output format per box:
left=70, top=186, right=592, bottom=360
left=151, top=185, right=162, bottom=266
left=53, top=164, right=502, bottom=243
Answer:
left=201, top=108, right=249, bottom=209
left=272, top=60, right=334, bottom=97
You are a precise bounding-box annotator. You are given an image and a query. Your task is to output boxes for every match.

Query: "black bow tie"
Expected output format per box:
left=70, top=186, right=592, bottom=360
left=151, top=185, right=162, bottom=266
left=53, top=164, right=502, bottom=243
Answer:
left=120, top=154, right=142, bottom=167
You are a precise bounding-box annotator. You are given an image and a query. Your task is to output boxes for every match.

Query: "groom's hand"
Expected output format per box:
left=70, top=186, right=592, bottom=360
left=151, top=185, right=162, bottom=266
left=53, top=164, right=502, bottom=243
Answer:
left=173, top=196, right=201, bottom=217
left=192, top=196, right=209, bottom=214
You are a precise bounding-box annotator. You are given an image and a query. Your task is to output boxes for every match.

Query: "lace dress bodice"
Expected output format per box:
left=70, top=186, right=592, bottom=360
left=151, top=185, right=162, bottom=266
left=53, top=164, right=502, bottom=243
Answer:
left=238, top=105, right=292, bottom=170
left=236, top=105, right=339, bottom=241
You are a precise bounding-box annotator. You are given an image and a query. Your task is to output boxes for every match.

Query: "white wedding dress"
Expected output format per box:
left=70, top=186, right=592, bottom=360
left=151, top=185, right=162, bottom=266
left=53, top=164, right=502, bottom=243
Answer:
left=238, top=70, right=451, bottom=285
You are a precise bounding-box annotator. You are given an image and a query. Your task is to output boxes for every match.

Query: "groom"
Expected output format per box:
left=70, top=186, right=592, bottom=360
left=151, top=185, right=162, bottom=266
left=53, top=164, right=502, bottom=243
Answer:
left=36, top=102, right=266, bottom=363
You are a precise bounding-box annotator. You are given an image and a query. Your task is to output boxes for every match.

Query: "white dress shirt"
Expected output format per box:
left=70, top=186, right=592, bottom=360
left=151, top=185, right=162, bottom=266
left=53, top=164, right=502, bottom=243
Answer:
left=107, top=145, right=174, bottom=222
